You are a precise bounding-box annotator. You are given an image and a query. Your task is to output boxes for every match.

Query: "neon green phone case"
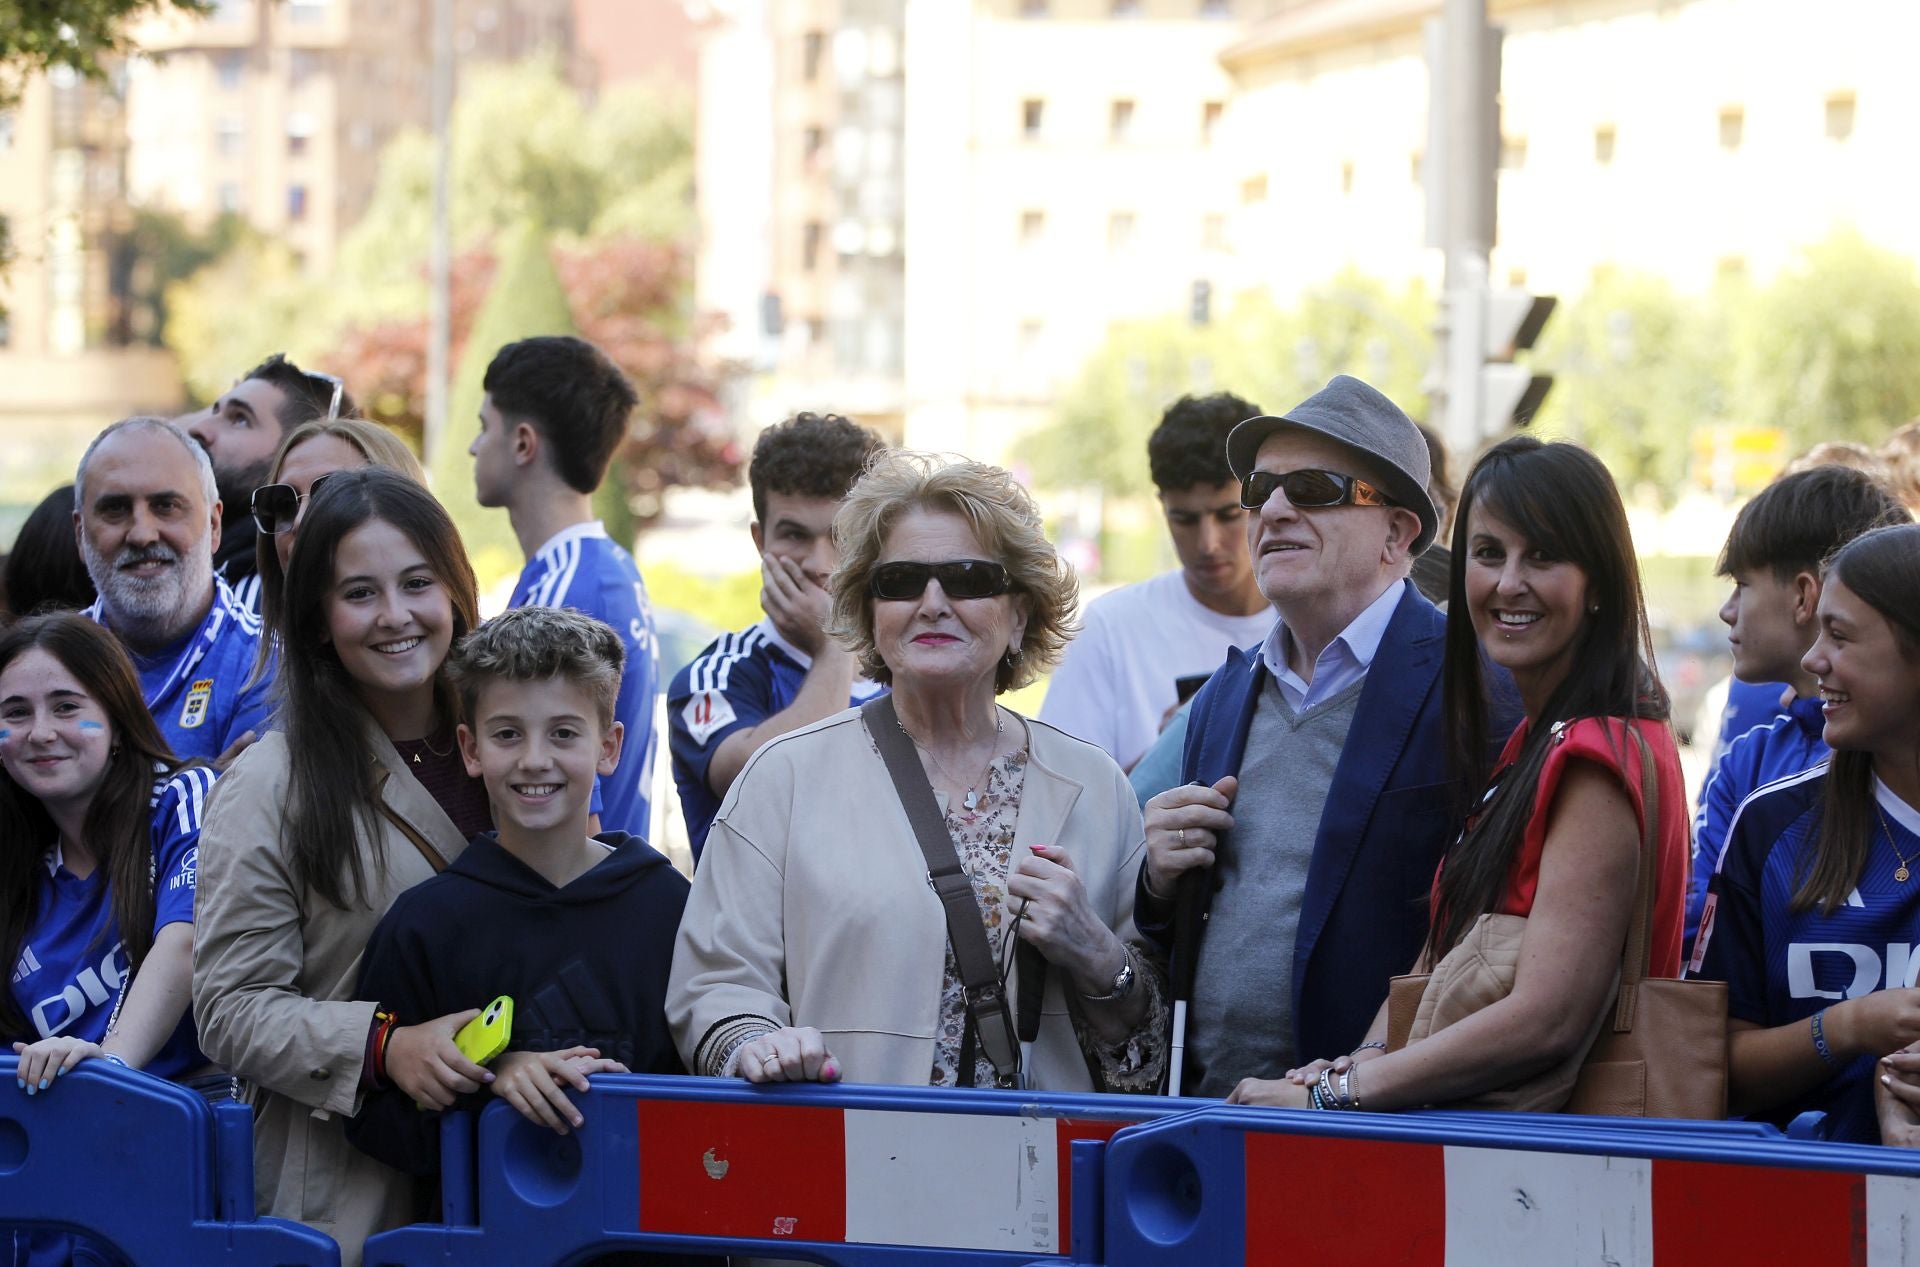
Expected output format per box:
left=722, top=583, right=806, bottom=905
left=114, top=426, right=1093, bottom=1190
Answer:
left=453, top=995, right=513, bottom=1066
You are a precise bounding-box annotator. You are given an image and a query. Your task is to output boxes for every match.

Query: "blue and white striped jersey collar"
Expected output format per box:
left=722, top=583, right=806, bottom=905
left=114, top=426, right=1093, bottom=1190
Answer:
left=529, top=520, right=610, bottom=562
left=83, top=575, right=259, bottom=700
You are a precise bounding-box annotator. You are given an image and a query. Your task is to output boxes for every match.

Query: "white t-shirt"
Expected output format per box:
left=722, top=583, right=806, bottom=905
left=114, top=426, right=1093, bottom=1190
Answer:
left=1040, top=569, right=1275, bottom=770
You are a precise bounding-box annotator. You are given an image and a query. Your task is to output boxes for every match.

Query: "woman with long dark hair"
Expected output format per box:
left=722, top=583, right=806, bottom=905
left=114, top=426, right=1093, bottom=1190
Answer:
left=1, top=614, right=214, bottom=1084
left=191, top=468, right=494, bottom=1265
left=1230, top=435, right=1687, bottom=1111
left=1694, top=523, right=1920, bottom=1144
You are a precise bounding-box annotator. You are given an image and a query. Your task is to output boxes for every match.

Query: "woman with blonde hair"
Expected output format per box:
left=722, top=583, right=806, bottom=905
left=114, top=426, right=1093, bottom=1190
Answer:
left=247, top=417, right=426, bottom=682
left=669, top=452, right=1166, bottom=1092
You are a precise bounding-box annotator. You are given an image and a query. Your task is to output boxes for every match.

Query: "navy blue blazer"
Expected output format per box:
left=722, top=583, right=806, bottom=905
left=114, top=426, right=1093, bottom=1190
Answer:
left=1139, top=582, right=1462, bottom=1083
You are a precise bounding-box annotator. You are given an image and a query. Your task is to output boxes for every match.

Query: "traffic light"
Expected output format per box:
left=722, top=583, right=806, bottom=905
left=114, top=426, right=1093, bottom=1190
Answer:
left=1481, top=290, right=1554, bottom=429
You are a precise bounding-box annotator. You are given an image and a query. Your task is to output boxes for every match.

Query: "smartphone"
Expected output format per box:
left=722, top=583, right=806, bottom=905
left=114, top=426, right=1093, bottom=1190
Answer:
left=453, top=995, right=514, bottom=1067
left=1175, top=674, right=1212, bottom=704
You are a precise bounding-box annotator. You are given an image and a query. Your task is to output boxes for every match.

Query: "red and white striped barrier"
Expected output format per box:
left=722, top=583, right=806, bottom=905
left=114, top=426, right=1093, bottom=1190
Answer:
left=636, top=1099, right=1131, bottom=1256
left=1244, top=1134, right=1920, bottom=1266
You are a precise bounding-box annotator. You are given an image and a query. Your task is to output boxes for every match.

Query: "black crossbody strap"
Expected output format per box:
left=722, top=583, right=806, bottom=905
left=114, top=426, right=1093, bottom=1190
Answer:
left=863, top=695, right=1021, bottom=1084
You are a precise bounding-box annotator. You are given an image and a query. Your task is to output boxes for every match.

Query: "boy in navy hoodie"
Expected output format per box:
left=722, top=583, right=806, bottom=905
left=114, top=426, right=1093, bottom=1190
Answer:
left=348, top=605, right=688, bottom=1176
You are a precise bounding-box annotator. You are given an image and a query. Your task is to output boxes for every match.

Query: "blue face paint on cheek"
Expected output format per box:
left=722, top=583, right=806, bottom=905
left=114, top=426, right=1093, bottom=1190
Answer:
left=0, top=731, right=10, bottom=743
left=77, top=721, right=106, bottom=732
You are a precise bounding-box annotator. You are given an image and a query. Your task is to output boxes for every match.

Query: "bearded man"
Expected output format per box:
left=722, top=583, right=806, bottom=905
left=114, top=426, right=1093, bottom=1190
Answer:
left=74, top=417, right=270, bottom=763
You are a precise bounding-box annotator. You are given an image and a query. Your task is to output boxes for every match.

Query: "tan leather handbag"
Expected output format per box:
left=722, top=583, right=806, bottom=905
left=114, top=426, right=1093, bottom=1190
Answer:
left=1386, top=724, right=1729, bottom=1118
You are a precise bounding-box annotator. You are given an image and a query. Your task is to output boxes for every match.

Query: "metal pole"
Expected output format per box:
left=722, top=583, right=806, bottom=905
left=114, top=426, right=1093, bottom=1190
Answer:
left=1433, top=0, right=1496, bottom=457
left=424, top=0, right=454, bottom=465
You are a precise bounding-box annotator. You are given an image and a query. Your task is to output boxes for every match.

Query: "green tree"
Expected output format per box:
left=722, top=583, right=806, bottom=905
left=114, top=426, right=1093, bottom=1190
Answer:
left=432, top=221, right=578, bottom=588
left=1534, top=271, right=1731, bottom=502
left=1733, top=229, right=1920, bottom=453
left=0, top=0, right=207, bottom=107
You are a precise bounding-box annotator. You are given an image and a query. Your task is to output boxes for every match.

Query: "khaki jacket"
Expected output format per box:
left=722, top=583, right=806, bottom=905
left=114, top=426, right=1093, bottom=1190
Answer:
left=667, top=707, right=1155, bottom=1089
left=191, top=727, right=468, bottom=1266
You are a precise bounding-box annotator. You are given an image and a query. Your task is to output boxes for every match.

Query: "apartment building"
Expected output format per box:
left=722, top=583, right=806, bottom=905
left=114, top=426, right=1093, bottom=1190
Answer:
left=1219, top=0, right=1920, bottom=301
left=123, top=0, right=576, bottom=275
left=0, top=71, right=181, bottom=511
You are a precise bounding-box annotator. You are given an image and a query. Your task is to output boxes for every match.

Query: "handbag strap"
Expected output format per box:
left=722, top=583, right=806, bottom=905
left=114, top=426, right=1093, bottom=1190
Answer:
left=374, top=769, right=450, bottom=875
left=1612, top=722, right=1662, bottom=1032
left=862, top=695, right=1020, bottom=1083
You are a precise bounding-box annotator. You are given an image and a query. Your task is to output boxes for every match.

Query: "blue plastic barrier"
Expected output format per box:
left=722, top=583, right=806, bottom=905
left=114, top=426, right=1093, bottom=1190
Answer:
left=364, top=1074, right=1211, bottom=1267
left=1101, top=1103, right=1920, bottom=1266
left=0, top=1054, right=338, bottom=1266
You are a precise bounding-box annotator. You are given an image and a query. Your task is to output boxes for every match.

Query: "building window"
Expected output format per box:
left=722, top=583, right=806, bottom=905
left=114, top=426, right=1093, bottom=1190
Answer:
left=1111, top=0, right=1142, bottom=15
left=286, top=113, right=316, bottom=158
left=1201, top=100, right=1223, bottom=145
left=803, top=221, right=823, bottom=271
left=1201, top=212, right=1226, bottom=250
left=217, top=52, right=245, bottom=90
left=1109, top=99, right=1134, bottom=143
left=1190, top=279, right=1212, bottom=326
left=1200, top=0, right=1232, bottom=15
left=1594, top=124, right=1616, bottom=165
left=1826, top=92, right=1856, bottom=141
left=1499, top=135, right=1527, bottom=170
left=0, top=113, right=12, bottom=151
left=1019, top=0, right=1048, bottom=15
left=288, top=0, right=328, bottom=25
left=803, top=125, right=825, bottom=164
left=803, top=30, right=825, bottom=81
left=287, top=184, right=309, bottom=221
left=218, top=181, right=243, bottom=212
left=288, top=49, right=319, bottom=89
left=1241, top=173, right=1268, bottom=204
left=216, top=115, right=245, bottom=157
left=1019, top=209, right=1046, bottom=243
left=806, top=317, right=827, bottom=349
left=1718, top=106, right=1743, bottom=150
left=1340, top=160, right=1355, bottom=194
left=1022, top=98, right=1044, bottom=140
left=1107, top=211, right=1136, bottom=251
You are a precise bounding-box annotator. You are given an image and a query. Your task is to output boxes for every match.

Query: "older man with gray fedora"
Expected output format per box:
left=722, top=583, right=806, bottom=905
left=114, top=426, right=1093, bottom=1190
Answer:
left=1139, top=374, right=1508, bottom=1097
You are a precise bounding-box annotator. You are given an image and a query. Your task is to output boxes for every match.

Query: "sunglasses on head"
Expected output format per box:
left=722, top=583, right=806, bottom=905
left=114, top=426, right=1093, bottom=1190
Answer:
left=251, top=473, right=337, bottom=535
left=1239, top=467, right=1396, bottom=512
left=305, top=371, right=346, bottom=422
left=870, top=559, right=1013, bottom=601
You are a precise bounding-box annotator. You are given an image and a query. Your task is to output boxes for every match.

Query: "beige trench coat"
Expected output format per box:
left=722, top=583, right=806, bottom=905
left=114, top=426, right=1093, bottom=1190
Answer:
left=191, top=727, right=468, bottom=1266
left=667, top=707, right=1159, bottom=1089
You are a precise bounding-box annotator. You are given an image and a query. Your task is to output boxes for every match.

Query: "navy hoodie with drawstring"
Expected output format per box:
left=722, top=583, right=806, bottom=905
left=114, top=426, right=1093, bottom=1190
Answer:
left=347, top=832, right=689, bottom=1179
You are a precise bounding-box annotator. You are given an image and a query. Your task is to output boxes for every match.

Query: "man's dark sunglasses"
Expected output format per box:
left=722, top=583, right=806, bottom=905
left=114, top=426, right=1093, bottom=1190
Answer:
left=1239, top=467, right=1396, bottom=512
left=251, top=473, right=337, bottom=535
left=870, top=559, right=1013, bottom=601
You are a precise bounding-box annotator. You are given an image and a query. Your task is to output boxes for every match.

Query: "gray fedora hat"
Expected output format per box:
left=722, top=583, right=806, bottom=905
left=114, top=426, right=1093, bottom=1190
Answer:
left=1225, top=374, right=1439, bottom=554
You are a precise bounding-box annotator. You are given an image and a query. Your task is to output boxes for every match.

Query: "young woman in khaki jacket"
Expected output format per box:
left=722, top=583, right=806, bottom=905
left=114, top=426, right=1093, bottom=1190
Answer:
left=192, top=469, right=495, bottom=1264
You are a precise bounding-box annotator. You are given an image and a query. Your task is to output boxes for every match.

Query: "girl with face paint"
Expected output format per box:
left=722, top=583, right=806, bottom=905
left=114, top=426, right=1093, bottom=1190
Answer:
left=0, top=614, right=222, bottom=1262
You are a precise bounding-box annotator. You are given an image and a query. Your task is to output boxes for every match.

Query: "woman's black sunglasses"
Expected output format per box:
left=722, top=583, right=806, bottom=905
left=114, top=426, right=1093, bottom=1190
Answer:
left=1239, top=467, right=1396, bottom=511
left=251, top=473, right=337, bottom=535
left=870, top=560, right=1012, bottom=601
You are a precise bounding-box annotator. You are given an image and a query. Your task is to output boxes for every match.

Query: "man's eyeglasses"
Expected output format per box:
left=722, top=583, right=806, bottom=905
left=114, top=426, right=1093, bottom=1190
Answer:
left=305, top=371, right=346, bottom=422
left=1239, top=468, right=1396, bottom=512
left=251, top=473, right=337, bottom=535
left=870, top=560, right=1013, bottom=601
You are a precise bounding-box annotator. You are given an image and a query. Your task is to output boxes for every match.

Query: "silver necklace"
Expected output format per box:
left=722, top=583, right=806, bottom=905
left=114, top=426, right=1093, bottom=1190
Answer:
left=899, top=710, right=1004, bottom=811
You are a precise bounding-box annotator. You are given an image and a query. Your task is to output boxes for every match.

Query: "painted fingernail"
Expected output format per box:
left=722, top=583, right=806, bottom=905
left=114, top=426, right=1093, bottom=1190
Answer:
left=25, top=1085, right=34, bottom=1097
left=38, top=1079, right=49, bottom=1091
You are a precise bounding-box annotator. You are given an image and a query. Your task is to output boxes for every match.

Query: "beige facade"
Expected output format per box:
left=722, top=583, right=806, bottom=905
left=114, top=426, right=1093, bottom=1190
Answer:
left=1220, top=0, right=1920, bottom=302
left=702, top=0, right=1920, bottom=466
left=903, top=0, right=1255, bottom=456
left=125, top=0, right=575, bottom=275
left=0, top=72, right=185, bottom=511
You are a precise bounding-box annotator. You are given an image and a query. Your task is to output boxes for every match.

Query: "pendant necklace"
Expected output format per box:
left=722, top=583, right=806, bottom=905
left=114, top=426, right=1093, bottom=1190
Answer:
left=900, top=710, right=1004, bottom=812
left=1881, top=802, right=1916, bottom=883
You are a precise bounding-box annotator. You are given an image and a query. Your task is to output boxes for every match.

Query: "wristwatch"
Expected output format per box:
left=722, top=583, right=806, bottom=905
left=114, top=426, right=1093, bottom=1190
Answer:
left=1081, top=954, right=1136, bottom=1003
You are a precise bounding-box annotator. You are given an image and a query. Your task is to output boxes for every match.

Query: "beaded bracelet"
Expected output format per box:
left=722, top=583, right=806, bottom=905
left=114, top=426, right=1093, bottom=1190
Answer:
left=1351, top=1040, right=1387, bottom=1057
left=1810, top=1007, right=1840, bottom=1068
left=1307, top=1082, right=1328, bottom=1110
